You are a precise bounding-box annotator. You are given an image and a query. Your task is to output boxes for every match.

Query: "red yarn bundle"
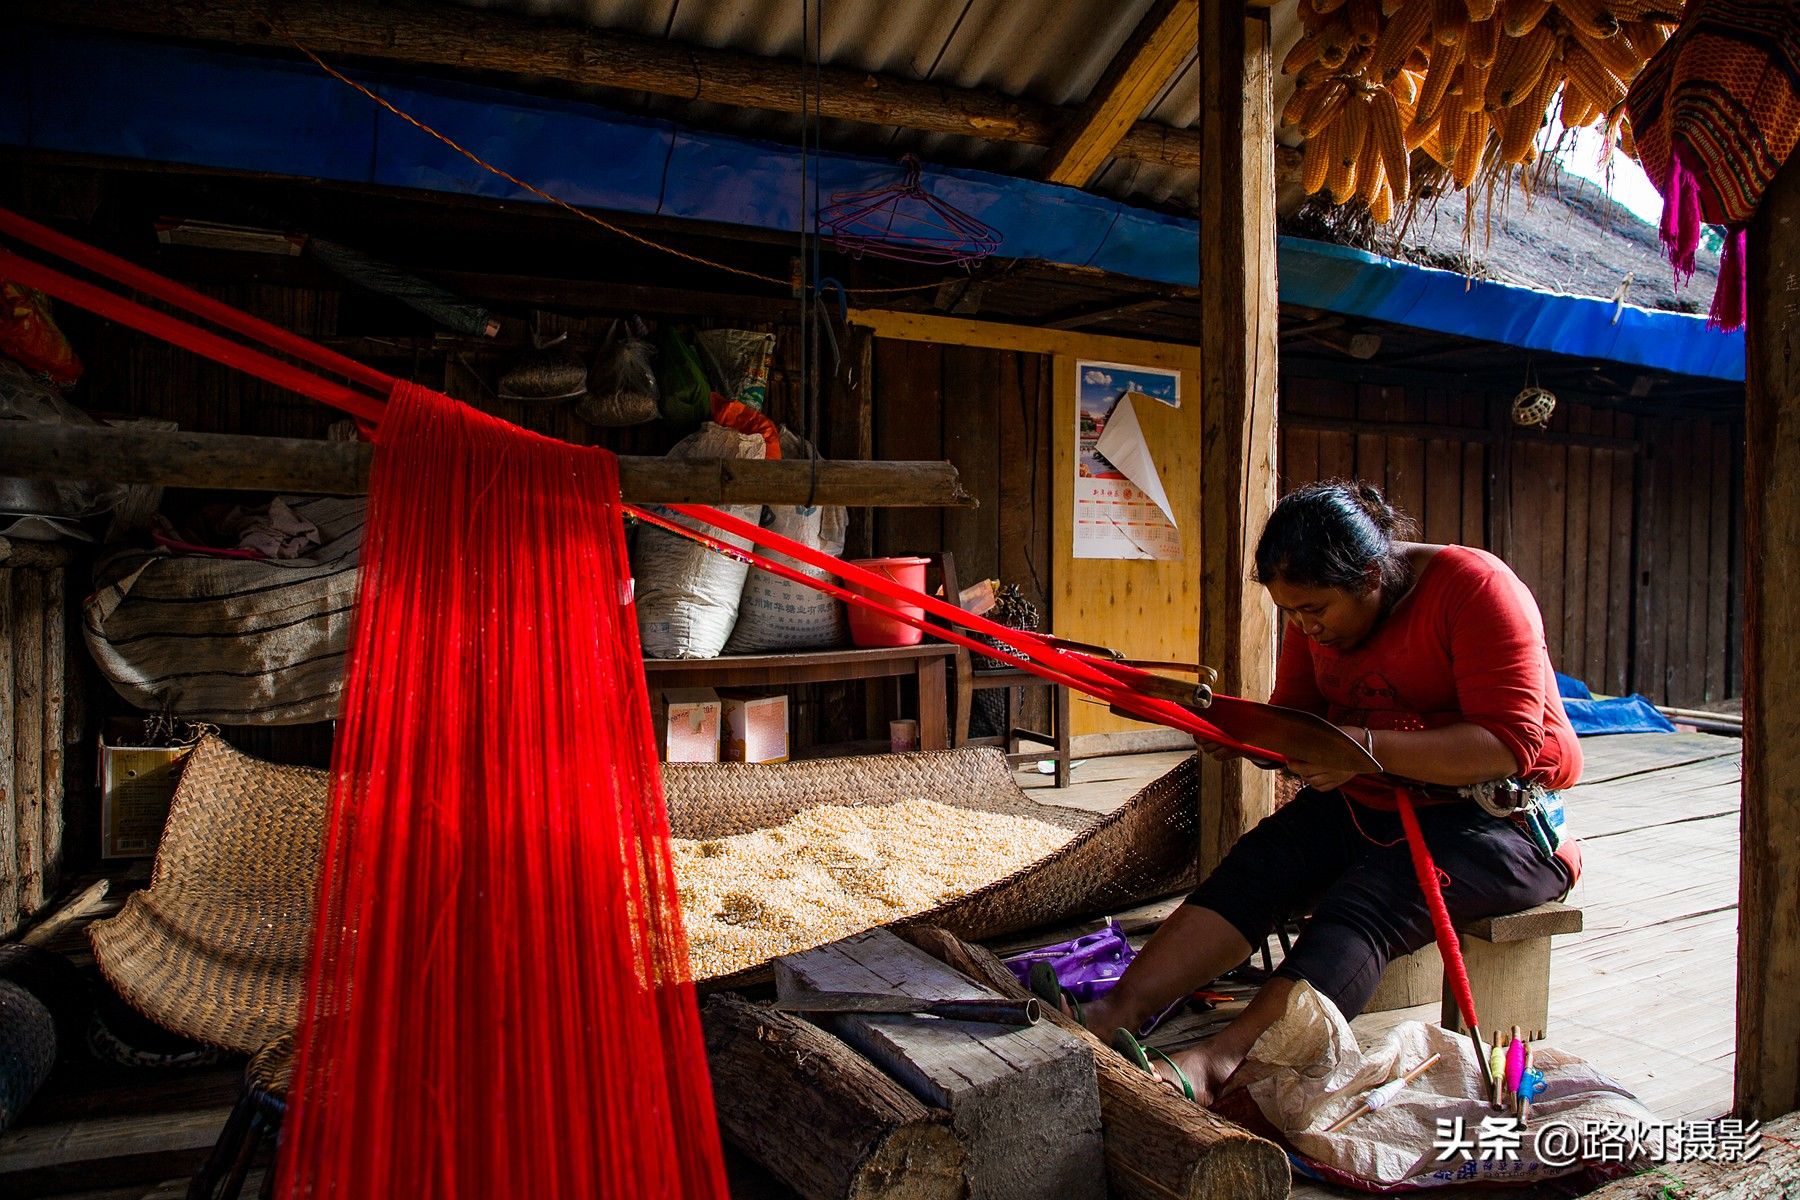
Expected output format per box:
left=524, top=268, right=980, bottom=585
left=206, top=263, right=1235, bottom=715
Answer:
left=276, top=382, right=728, bottom=1199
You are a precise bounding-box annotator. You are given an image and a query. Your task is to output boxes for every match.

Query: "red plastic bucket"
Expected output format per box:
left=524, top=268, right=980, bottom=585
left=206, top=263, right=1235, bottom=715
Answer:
left=845, top=556, right=930, bottom=647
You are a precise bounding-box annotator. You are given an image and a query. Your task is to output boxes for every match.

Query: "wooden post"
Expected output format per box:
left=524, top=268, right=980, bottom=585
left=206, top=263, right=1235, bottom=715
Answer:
left=40, top=568, right=65, bottom=902
left=0, top=576, right=16, bottom=934
left=1738, top=152, right=1800, bottom=1122
left=700, top=994, right=966, bottom=1200
left=1195, top=1, right=1280, bottom=872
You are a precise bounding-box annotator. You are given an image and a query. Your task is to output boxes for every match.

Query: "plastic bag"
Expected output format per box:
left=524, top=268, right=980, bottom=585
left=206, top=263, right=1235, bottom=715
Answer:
left=657, top=327, right=714, bottom=428
left=697, top=328, right=775, bottom=411
left=0, top=358, right=123, bottom=537
left=1, top=281, right=82, bottom=387
left=631, top=423, right=767, bottom=658
left=575, top=317, right=658, bottom=426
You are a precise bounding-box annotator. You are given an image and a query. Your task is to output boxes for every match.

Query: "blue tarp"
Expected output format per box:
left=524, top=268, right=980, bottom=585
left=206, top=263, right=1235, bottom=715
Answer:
left=1555, top=671, right=1678, bottom=736
left=0, top=25, right=1746, bottom=383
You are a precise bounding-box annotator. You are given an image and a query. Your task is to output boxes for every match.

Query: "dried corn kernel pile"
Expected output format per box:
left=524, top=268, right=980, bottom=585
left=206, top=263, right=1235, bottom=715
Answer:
left=1284, top=0, right=1682, bottom=220
left=674, top=797, right=1074, bottom=978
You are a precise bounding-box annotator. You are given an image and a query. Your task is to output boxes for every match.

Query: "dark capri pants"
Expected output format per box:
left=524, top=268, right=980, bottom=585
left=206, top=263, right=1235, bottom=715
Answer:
left=1186, top=788, right=1571, bottom=1019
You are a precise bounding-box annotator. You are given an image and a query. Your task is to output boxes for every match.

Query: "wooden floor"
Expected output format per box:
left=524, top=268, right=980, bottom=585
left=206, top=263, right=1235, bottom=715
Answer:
left=1025, top=733, right=1745, bottom=1200
left=0, top=733, right=1743, bottom=1199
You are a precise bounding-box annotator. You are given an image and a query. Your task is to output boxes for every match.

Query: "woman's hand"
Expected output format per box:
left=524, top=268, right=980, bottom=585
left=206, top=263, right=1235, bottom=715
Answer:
left=1284, top=758, right=1359, bottom=792
left=1194, top=735, right=1244, bottom=762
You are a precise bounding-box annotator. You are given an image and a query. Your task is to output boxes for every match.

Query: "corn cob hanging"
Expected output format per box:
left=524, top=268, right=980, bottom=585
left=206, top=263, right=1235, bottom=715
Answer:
left=1277, top=0, right=1682, bottom=223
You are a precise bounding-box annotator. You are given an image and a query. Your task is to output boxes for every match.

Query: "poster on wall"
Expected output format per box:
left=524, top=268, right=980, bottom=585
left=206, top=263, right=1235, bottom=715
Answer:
left=1075, top=360, right=1182, bottom=561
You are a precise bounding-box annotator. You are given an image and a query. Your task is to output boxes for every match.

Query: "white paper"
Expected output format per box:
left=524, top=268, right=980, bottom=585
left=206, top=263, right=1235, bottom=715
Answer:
left=1094, top=392, right=1177, bottom=528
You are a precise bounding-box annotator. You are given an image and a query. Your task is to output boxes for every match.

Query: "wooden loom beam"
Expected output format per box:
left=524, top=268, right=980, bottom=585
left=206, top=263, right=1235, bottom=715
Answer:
left=1043, top=0, right=1200, bottom=188
left=0, top=423, right=976, bottom=508
left=17, top=0, right=1209, bottom=175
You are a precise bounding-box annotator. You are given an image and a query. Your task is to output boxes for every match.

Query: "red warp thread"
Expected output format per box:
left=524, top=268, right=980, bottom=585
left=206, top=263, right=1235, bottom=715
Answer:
left=1395, top=791, right=1480, bottom=1032
left=2, top=203, right=1487, bottom=1133
left=278, top=383, right=728, bottom=1198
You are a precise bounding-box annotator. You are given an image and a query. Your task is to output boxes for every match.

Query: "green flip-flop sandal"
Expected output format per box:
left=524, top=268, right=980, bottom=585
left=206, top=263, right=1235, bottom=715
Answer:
left=1026, top=962, right=1084, bottom=1024
left=1111, top=1027, right=1196, bottom=1102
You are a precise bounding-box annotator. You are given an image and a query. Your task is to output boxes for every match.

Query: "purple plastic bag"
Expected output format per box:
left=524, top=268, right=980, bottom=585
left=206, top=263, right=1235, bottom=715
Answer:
left=1003, top=920, right=1188, bottom=1035
left=1002, top=920, right=1136, bottom=1003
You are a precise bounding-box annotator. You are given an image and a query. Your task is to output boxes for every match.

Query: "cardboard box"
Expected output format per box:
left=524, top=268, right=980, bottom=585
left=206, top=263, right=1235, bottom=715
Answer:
left=722, top=691, right=790, bottom=764
left=98, top=736, right=195, bottom=858
left=661, top=687, right=722, bottom=763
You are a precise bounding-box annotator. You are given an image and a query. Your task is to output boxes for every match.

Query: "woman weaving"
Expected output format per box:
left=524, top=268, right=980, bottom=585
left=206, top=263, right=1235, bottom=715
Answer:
left=1078, top=480, right=1582, bottom=1105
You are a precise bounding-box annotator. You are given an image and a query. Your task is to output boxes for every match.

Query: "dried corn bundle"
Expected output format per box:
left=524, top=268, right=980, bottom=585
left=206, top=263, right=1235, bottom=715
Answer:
left=1280, top=0, right=1682, bottom=222
left=674, top=797, right=1076, bottom=979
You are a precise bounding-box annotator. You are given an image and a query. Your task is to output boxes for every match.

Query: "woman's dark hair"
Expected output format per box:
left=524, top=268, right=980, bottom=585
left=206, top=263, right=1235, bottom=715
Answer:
left=1253, top=480, right=1416, bottom=597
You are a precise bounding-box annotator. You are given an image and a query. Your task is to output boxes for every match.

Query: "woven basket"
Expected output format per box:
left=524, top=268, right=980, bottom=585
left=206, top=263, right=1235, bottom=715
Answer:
left=664, top=748, right=1203, bottom=985
left=90, top=738, right=1201, bottom=1040
left=88, top=735, right=327, bottom=1056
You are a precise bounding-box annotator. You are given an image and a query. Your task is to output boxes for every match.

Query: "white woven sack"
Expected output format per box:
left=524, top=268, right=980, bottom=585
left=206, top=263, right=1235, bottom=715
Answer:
left=724, top=430, right=847, bottom=652
left=632, top=423, right=766, bottom=658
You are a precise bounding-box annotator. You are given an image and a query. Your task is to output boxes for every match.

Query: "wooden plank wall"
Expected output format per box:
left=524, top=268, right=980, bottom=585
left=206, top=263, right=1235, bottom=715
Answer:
left=1280, top=375, right=1743, bottom=708
left=869, top=339, right=1055, bottom=736
left=1050, top=352, right=1204, bottom=739
left=1, top=561, right=72, bottom=938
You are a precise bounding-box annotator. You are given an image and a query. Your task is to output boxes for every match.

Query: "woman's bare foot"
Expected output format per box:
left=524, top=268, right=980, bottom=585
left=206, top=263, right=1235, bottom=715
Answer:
left=1146, top=1035, right=1250, bottom=1106
left=1131, top=977, right=1298, bottom=1106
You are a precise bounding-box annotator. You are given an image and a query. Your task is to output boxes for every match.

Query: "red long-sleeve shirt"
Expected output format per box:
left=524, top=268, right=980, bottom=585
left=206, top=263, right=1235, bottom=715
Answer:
left=1269, top=546, right=1584, bottom=817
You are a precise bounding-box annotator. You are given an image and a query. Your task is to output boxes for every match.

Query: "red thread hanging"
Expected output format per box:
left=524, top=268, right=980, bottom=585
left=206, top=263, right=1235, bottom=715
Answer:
left=0, top=203, right=1488, bottom=1127
left=278, top=383, right=728, bottom=1198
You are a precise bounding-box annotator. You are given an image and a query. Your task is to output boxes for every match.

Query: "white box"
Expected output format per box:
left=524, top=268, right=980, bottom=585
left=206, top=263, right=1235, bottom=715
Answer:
left=98, top=736, right=194, bottom=858
left=661, top=687, right=722, bottom=763
left=722, top=692, right=790, bottom=764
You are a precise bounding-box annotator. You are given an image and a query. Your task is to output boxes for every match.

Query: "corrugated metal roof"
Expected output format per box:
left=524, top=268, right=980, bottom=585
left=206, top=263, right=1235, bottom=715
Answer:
left=449, top=0, right=1196, bottom=206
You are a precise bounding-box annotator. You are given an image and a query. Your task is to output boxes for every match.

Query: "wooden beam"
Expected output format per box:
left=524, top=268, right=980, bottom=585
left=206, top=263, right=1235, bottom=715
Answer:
left=1041, top=296, right=1178, bottom=331
left=847, top=308, right=1198, bottom=370
left=1737, top=152, right=1800, bottom=1122
left=1195, top=4, right=1280, bottom=873
left=0, top=424, right=976, bottom=508
left=1043, top=0, right=1199, bottom=188
left=16, top=0, right=1205, bottom=174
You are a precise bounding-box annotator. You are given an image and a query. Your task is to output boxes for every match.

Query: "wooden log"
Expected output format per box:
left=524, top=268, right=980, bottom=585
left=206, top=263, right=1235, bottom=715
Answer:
left=1577, top=1111, right=1800, bottom=1199
left=1196, top=4, right=1280, bottom=872
left=10, top=570, right=45, bottom=923
left=776, top=929, right=1106, bottom=1200
left=18, top=0, right=1206, bottom=172
left=0, top=575, right=17, bottom=936
left=898, top=925, right=1290, bottom=1200
left=0, top=423, right=974, bottom=507
left=1740, top=150, right=1800, bottom=1120
left=701, top=994, right=965, bottom=1200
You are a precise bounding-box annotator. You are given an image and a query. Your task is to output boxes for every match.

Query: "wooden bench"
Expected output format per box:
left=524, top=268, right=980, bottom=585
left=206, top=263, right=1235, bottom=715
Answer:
left=1363, top=900, right=1584, bottom=1036
left=643, top=643, right=958, bottom=752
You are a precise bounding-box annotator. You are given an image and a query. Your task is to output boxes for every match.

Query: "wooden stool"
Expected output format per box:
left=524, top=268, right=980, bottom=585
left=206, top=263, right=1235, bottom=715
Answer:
left=1363, top=901, right=1584, bottom=1036
left=189, top=1033, right=293, bottom=1200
